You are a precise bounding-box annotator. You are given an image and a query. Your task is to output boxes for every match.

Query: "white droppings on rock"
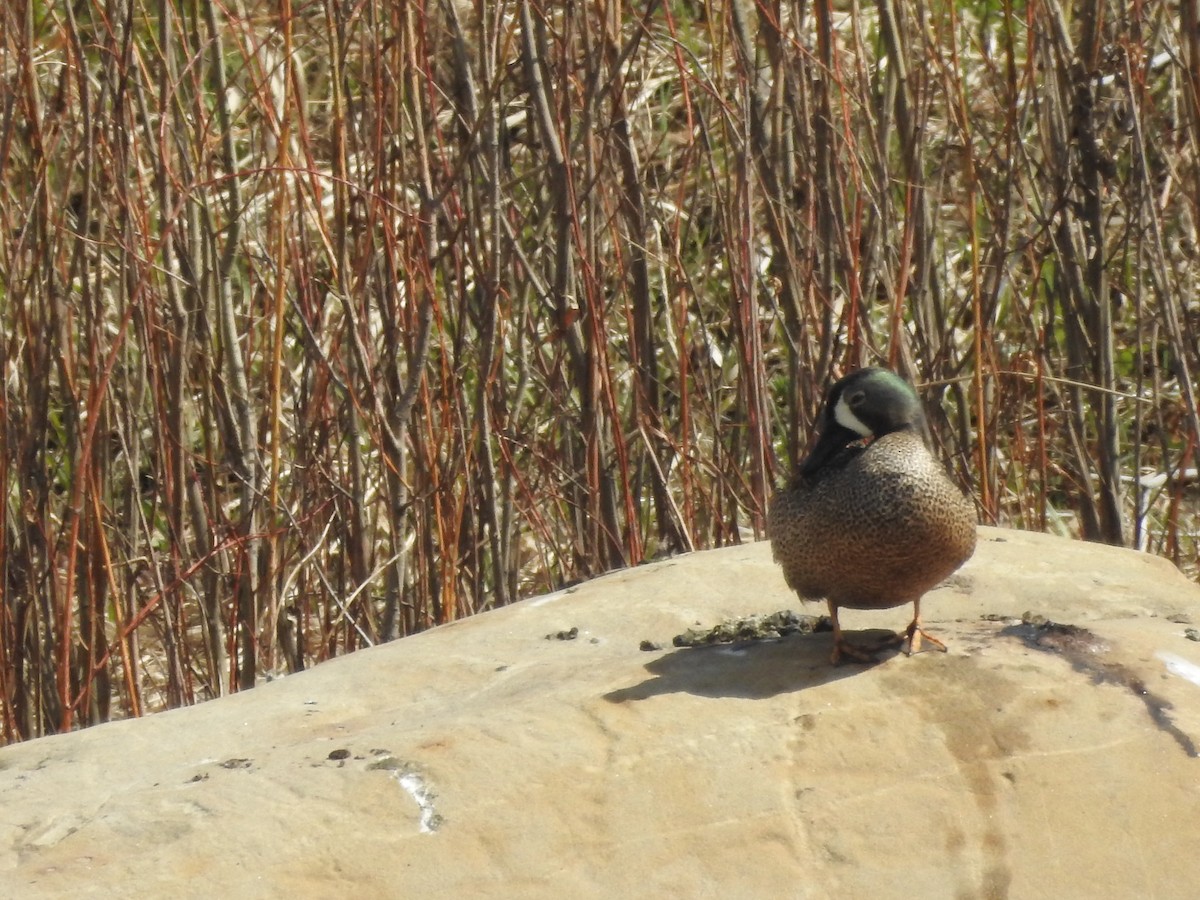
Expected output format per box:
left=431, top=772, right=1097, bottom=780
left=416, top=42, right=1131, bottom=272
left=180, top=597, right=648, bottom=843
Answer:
left=395, top=771, right=441, bottom=834
left=1157, top=651, right=1200, bottom=688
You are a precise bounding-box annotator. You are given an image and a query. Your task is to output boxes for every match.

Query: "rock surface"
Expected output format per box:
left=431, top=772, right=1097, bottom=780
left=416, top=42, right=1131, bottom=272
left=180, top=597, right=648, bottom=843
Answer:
left=2, top=527, right=1200, bottom=898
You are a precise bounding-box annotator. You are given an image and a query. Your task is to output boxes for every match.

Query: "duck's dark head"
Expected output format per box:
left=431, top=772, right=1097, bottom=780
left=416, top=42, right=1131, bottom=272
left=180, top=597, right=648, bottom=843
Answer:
left=799, top=367, right=926, bottom=480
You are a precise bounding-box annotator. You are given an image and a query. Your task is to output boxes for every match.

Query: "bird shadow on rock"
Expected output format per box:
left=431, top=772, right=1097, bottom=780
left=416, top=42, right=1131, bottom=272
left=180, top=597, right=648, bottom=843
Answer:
left=603, top=628, right=901, bottom=702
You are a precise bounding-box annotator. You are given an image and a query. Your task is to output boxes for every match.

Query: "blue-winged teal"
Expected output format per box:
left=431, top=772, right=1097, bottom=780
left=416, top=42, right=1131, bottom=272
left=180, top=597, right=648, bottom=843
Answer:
left=768, top=367, right=977, bottom=664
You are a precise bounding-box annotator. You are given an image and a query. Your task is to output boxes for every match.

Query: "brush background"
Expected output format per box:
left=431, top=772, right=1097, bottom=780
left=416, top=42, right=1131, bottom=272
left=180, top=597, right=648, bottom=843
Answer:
left=0, top=0, right=1197, bottom=742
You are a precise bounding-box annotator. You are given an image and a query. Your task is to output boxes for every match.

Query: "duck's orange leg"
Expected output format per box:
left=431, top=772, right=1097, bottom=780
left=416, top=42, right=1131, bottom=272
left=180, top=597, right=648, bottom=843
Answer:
left=903, top=598, right=947, bottom=656
left=828, top=599, right=877, bottom=665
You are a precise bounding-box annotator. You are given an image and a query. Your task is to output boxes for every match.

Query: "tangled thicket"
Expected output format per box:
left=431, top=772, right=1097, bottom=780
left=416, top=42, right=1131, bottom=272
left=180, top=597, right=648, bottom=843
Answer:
left=1, top=0, right=1197, bottom=743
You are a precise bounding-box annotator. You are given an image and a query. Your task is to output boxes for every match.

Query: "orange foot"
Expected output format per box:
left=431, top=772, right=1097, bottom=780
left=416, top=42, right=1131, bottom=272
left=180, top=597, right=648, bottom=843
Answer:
left=902, top=620, right=948, bottom=657
left=830, top=637, right=878, bottom=666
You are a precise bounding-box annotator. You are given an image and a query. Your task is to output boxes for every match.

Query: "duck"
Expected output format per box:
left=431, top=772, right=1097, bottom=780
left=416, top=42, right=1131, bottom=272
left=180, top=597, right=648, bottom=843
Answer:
left=767, top=367, right=977, bottom=664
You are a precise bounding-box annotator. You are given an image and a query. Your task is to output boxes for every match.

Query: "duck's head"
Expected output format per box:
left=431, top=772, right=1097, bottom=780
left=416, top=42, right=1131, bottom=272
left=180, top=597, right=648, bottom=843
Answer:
left=799, top=367, right=926, bottom=480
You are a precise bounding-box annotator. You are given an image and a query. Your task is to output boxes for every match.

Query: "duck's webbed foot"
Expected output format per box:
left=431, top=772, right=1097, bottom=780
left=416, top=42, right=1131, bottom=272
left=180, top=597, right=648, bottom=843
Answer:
left=827, top=599, right=881, bottom=665
left=901, top=599, right=947, bottom=656
left=830, top=636, right=878, bottom=666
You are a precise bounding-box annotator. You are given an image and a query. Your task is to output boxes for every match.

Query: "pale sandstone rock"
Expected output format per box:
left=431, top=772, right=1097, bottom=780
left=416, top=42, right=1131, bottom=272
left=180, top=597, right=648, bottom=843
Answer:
left=1, top=527, right=1199, bottom=898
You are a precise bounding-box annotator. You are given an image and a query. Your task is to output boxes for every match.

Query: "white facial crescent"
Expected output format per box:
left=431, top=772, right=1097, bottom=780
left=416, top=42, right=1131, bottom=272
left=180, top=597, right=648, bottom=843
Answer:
left=833, top=395, right=872, bottom=437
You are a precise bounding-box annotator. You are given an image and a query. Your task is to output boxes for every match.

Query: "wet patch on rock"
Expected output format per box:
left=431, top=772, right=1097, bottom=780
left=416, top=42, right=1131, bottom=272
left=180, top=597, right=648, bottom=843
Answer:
left=1002, top=612, right=1110, bottom=656
left=1002, top=612, right=1199, bottom=758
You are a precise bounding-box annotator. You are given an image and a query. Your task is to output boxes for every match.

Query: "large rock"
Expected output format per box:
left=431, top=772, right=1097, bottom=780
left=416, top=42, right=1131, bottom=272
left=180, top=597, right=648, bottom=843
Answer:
left=2, top=528, right=1199, bottom=898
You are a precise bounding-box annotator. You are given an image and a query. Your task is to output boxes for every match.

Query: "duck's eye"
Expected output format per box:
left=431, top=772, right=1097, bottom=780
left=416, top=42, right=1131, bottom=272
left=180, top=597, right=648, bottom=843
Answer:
left=848, top=390, right=866, bottom=407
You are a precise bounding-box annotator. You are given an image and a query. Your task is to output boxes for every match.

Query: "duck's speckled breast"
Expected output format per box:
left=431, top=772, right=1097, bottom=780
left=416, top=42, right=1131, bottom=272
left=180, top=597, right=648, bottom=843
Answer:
left=768, top=431, right=976, bottom=609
